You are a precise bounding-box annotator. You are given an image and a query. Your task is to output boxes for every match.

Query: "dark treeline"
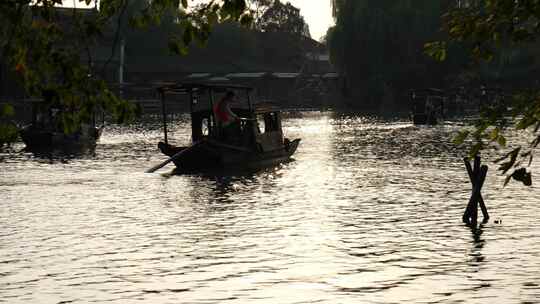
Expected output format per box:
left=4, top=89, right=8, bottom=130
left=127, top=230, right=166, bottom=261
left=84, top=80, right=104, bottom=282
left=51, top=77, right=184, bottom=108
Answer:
left=115, top=0, right=316, bottom=80
left=327, top=0, right=540, bottom=112
left=0, top=0, right=319, bottom=99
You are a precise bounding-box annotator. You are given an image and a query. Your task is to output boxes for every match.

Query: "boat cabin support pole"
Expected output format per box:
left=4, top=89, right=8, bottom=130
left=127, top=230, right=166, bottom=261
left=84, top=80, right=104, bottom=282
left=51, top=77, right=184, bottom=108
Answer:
left=209, top=89, right=216, bottom=136
left=441, top=97, right=446, bottom=119
left=246, top=89, right=253, bottom=113
left=189, top=90, right=194, bottom=142
left=189, top=90, right=194, bottom=114
left=160, top=90, right=168, bottom=144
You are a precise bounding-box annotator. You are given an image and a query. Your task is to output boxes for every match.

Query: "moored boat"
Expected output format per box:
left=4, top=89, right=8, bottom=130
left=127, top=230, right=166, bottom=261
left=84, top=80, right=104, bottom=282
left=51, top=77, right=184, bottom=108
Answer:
left=20, top=99, right=103, bottom=149
left=20, top=124, right=103, bottom=149
left=410, top=88, right=445, bottom=125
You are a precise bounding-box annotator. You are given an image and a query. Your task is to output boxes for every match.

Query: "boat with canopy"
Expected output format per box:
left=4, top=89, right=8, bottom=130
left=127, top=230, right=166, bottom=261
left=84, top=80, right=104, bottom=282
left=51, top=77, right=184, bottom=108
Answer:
left=20, top=98, right=103, bottom=149
left=147, top=83, right=301, bottom=173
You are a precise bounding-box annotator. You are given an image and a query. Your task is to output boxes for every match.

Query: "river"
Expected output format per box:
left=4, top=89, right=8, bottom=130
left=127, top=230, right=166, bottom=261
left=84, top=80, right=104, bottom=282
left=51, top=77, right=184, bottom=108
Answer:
left=1, top=112, right=539, bottom=303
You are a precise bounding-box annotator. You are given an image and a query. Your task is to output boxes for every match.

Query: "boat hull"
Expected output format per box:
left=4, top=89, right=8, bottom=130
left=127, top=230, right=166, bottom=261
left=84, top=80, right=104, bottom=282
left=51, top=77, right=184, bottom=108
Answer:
left=20, top=126, right=103, bottom=149
left=412, top=113, right=438, bottom=125
left=158, top=138, right=300, bottom=173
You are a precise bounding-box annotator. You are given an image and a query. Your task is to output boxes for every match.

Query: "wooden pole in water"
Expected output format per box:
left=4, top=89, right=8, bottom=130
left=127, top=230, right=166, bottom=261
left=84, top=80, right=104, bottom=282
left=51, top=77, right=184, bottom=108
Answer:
left=463, top=156, right=490, bottom=225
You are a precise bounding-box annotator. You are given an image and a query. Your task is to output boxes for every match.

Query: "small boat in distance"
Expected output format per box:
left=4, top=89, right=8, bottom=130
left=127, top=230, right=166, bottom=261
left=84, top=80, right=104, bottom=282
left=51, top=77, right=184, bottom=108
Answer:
left=20, top=99, right=103, bottom=149
left=410, top=88, right=445, bottom=125
left=150, top=83, right=300, bottom=173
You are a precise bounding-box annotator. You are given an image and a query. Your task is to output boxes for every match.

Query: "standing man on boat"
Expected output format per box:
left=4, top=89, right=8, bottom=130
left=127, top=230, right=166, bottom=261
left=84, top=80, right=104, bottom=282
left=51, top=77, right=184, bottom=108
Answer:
left=213, top=91, right=241, bottom=140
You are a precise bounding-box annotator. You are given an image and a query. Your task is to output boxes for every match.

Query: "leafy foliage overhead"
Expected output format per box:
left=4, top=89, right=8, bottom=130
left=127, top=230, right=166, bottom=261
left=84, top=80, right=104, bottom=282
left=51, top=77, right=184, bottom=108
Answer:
left=0, top=0, right=251, bottom=145
left=428, top=0, right=540, bottom=185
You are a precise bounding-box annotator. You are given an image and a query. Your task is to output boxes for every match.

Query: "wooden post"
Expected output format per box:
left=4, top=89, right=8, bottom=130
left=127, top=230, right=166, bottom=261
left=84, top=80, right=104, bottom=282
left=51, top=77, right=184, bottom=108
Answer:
left=463, top=156, right=490, bottom=225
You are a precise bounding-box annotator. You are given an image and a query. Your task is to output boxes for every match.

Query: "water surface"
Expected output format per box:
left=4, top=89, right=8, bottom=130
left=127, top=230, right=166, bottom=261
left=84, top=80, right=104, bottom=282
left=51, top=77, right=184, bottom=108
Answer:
left=1, top=113, right=539, bottom=303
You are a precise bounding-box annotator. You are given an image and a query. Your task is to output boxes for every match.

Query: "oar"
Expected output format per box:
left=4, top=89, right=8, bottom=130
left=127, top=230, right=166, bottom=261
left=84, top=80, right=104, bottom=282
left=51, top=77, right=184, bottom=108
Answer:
left=146, top=142, right=199, bottom=173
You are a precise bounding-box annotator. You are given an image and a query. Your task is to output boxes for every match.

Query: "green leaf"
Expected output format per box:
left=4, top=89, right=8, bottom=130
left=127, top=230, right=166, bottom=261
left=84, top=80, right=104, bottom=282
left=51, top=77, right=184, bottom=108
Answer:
left=453, top=130, right=469, bottom=145
left=497, top=147, right=521, bottom=174
left=207, top=11, right=219, bottom=25
left=511, top=168, right=532, bottom=186
left=470, top=142, right=483, bottom=158
left=240, top=13, right=253, bottom=27
left=0, top=104, right=15, bottom=117
left=489, top=127, right=499, bottom=141
left=438, top=49, right=447, bottom=61
left=178, top=45, right=189, bottom=56
left=424, top=41, right=447, bottom=61
left=168, top=38, right=181, bottom=54
left=183, top=25, right=193, bottom=46
left=0, top=123, right=19, bottom=146
left=497, top=135, right=507, bottom=147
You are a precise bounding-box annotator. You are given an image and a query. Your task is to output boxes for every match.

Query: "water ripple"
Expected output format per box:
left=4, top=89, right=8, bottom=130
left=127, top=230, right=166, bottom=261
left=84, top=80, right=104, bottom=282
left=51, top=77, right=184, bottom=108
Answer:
left=1, top=113, right=539, bottom=303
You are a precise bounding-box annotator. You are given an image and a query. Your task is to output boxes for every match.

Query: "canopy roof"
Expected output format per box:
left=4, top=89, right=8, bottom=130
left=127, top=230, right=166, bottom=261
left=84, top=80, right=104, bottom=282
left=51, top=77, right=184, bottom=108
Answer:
left=225, top=72, right=268, bottom=79
left=272, top=72, right=300, bottom=78
left=252, top=102, right=281, bottom=114
left=411, top=88, right=446, bottom=98
left=157, top=82, right=254, bottom=94
left=185, top=73, right=212, bottom=79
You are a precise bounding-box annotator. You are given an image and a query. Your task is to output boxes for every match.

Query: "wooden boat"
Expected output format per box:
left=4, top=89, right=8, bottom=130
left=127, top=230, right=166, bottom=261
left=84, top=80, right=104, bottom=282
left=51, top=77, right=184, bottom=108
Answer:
left=20, top=125, right=103, bottom=149
left=410, top=88, right=445, bottom=125
left=412, top=112, right=438, bottom=125
left=19, top=100, right=103, bottom=149
left=153, top=83, right=300, bottom=173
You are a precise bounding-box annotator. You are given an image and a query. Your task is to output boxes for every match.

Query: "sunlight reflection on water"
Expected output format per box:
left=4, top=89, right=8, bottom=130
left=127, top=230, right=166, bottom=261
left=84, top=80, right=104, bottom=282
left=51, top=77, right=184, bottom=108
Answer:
left=1, top=112, right=539, bottom=304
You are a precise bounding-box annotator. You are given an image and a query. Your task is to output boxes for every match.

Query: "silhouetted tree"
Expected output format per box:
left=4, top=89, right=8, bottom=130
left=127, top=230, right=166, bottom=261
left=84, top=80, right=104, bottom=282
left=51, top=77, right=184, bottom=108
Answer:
left=247, top=0, right=273, bottom=28
left=328, top=0, right=451, bottom=109
left=258, top=0, right=310, bottom=37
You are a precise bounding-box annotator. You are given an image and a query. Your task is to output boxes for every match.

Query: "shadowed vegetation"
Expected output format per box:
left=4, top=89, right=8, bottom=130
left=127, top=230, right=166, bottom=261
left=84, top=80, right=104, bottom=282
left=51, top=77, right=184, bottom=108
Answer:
left=328, top=0, right=540, bottom=183
left=0, top=0, right=253, bottom=145
left=0, top=0, right=316, bottom=146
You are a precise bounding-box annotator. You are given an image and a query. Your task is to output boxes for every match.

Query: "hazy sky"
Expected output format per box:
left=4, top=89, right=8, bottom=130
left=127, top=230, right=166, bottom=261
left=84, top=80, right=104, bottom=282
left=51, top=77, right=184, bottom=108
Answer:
left=65, top=0, right=334, bottom=40
left=285, top=0, right=334, bottom=40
